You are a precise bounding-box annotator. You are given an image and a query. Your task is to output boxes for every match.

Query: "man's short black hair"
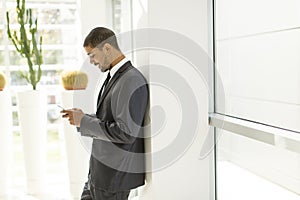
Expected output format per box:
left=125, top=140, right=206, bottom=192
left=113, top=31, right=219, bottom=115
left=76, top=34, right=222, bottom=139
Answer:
left=83, top=27, right=120, bottom=50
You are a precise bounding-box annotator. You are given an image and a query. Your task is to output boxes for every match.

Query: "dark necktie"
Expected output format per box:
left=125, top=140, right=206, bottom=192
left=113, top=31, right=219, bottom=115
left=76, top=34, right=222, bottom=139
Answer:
left=97, top=71, right=111, bottom=108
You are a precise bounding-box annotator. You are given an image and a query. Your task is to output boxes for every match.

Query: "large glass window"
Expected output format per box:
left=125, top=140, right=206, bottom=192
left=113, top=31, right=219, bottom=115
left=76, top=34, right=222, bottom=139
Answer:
left=3, top=0, right=79, bottom=84
left=1, top=0, right=80, bottom=108
left=213, top=0, right=300, bottom=199
left=0, top=0, right=80, bottom=196
left=214, top=0, right=300, bottom=132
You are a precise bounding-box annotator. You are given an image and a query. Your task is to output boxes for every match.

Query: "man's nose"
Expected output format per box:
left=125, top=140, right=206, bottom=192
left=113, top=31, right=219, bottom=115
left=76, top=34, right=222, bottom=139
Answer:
left=89, top=57, right=94, bottom=64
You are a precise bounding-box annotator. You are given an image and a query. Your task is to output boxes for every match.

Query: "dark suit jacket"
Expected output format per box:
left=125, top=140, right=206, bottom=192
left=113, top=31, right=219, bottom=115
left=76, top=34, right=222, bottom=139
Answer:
left=79, top=61, right=148, bottom=192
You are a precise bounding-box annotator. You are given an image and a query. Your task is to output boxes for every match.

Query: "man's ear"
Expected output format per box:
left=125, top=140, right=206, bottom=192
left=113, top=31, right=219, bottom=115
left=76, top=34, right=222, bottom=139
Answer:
left=103, top=43, right=111, bottom=53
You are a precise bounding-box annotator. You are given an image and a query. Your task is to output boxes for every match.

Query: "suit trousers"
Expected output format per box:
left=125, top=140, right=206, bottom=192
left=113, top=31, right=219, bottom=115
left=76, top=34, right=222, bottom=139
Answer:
left=80, top=181, right=130, bottom=200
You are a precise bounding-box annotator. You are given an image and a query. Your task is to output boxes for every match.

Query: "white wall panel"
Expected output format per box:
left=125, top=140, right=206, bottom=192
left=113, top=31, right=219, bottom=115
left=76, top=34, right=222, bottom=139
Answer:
left=144, top=0, right=213, bottom=199
left=216, top=0, right=300, bottom=39
left=216, top=29, right=300, bottom=131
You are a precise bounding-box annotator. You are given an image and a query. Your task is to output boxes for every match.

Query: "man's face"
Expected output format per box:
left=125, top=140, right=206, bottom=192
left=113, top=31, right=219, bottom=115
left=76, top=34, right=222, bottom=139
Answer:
left=84, top=45, right=109, bottom=72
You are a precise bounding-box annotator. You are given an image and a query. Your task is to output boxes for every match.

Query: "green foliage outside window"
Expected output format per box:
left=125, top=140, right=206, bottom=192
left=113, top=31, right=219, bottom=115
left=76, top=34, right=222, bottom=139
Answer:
left=6, top=0, right=43, bottom=90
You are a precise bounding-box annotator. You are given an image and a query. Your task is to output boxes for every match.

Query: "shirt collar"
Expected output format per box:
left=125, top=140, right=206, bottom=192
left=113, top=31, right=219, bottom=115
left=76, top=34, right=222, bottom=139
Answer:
left=109, top=57, right=129, bottom=79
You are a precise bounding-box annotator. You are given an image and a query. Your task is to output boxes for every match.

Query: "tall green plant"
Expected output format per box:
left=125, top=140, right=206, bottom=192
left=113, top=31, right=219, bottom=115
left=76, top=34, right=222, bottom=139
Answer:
left=6, top=0, right=43, bottom=90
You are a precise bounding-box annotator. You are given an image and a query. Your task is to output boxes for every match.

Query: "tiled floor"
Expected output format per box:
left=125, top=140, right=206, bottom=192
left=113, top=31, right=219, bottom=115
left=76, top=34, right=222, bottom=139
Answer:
left=0, top=132, right=75, bottom=200
left=1, top=166, right=73, bottom=200
left=2, top=131, right=299, bottom=200
left=5, top=162, right=300, bottom=200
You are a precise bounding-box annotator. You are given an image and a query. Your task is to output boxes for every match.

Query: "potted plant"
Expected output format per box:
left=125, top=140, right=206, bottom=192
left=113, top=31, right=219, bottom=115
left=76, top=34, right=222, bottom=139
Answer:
left=0, top=72, right=12, bottom=198
left=6, top=0, right=46, bottom=196
left=0, top=72, right=6, bottom=91
left=60, top=70, right=92, bottom=198
left=61, top=70, right=88, bottom=90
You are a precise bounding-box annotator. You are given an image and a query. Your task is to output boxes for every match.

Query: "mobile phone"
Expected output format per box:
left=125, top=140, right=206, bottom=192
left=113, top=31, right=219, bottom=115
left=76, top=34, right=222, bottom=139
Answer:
left=57, top=105, right=65, bottom=110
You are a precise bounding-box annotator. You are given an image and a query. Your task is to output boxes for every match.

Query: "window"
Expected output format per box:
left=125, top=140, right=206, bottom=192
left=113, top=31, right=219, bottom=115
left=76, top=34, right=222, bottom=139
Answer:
left=212, top=0, right=300, bottom=199
left=214, top=0, right=300, bottom=132
left=2, top=0, right=80, bottom=86
left=1, top=0, right=80, bottom=124
left=0, top=0, right=80, bottom=196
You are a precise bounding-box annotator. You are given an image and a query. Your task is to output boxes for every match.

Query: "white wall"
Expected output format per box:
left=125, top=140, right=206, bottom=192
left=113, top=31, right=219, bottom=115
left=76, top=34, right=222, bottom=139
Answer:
left=79, top=0, right=109, bottom=38
left=140, top=0, right=214, bottom=199
left=78, top=0, right=110, bottom=109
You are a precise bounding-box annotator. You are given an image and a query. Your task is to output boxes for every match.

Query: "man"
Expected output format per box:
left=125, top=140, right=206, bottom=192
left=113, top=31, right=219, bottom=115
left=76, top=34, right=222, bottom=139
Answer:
left=61, top=27, right=148, bottom=200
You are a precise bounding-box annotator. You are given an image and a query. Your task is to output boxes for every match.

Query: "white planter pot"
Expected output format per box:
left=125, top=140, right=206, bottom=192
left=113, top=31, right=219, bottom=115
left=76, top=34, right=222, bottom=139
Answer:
left=17, top=90, right=47, bottom=195
left=0, top=91, right=12, bottom=197
left=61, top=90, right=93, bottom=199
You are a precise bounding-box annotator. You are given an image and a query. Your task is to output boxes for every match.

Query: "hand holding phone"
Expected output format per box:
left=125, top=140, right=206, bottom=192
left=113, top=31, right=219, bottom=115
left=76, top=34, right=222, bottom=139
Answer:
left=57, top=105, right=65, bottom=110
left=59, top=107, right=84, bottom=127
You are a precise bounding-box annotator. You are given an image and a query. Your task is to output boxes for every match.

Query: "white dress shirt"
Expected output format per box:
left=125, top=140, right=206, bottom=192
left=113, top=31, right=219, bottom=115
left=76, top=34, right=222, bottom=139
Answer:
left=109, top=56, right=129, bottom=82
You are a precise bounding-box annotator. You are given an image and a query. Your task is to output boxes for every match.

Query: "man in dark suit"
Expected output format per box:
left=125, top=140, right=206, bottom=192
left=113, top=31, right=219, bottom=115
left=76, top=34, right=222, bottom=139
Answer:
left=61, top=27, right=148, bottom=200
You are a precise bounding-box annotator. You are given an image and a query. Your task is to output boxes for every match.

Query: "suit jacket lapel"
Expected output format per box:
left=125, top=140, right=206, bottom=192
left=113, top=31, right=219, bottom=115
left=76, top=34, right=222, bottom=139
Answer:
left=97, top=61, right=131, bottom=110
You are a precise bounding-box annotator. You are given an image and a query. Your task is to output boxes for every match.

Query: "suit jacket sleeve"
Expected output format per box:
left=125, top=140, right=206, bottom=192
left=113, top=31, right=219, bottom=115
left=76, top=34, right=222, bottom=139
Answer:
left=79, top=75, right=148, bottom=144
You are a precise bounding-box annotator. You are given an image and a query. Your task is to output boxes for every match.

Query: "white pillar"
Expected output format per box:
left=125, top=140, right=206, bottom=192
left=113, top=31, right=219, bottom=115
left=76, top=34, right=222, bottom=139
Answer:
left=140, top=0, right=213, bottom=199
left=61, top=90, right=93, bottom=199
left=0, top=91, right=12, bottom=198
left=17, top=90, right=47, bottom=196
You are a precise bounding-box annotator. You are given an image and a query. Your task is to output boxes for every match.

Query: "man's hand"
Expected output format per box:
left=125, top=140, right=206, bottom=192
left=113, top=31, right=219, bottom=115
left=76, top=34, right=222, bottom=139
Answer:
left=61, top=108, right=84, bottom=127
